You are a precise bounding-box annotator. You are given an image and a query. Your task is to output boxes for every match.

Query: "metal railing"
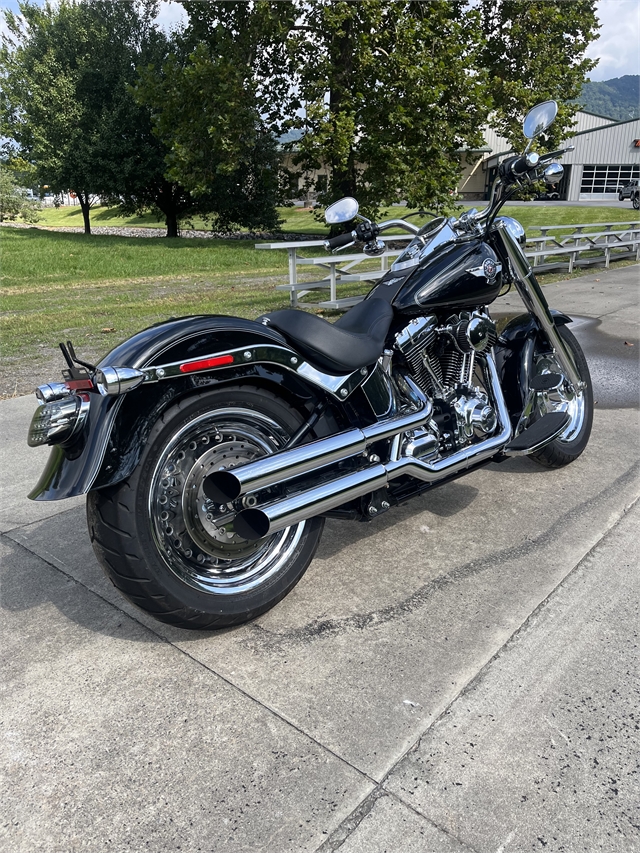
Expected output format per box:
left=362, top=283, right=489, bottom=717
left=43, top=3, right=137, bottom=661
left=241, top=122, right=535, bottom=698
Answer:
left=256, top=220, right=640, bottom=309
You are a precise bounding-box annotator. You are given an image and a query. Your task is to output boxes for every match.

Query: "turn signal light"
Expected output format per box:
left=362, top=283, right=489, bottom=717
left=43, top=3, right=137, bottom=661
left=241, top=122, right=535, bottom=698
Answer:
left=27, top=394, right=90, bottom=447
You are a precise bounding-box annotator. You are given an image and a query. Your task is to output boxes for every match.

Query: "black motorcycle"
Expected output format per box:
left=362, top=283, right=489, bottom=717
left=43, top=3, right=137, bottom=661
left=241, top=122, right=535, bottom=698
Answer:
left=27, top=101, right=592, bottom=629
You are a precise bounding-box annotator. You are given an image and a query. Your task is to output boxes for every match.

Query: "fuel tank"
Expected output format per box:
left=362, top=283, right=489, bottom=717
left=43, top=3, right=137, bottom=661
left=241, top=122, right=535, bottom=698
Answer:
left=369, top=219, right=502, bottom=315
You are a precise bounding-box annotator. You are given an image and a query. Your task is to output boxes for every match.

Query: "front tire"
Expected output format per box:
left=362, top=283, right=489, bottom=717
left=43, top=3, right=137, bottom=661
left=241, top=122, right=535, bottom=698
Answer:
left=529, top=325, right=593, bottom=468
left=87, top=386, right=324, bottom=629
left=633, top=194, right=639, bottom=210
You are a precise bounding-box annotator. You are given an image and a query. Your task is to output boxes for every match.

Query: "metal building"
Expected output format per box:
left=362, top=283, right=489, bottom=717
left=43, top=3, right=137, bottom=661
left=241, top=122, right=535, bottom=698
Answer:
left=461, top=111, right=640, bottom=201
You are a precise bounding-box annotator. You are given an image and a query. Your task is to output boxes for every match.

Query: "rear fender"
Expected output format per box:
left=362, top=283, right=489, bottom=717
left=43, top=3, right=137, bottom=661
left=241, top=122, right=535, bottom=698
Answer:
left=29, top=315, right=354, bottom=501
left=493, top=309, right=572, bottom=423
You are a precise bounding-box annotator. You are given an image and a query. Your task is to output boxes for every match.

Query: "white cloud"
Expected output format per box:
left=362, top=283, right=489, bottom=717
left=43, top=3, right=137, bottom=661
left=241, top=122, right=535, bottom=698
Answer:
left=586, top=0, right=640, bottom=81
left=155, top=1, right=187, bottom=34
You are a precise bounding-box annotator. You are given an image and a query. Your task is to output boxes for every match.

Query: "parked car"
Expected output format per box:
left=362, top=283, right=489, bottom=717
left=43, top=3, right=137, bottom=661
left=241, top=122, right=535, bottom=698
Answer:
left=618, top=179, right=639, bottom=208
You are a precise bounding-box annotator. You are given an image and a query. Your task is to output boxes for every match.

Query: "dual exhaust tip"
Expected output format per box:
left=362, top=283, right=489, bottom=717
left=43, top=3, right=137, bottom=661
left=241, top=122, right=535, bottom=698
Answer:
left=203, top=470, right=271, bottom=542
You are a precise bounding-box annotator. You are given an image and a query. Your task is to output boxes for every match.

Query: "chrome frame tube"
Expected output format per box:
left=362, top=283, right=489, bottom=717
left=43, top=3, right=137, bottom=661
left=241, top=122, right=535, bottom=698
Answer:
left=494, top=220, right=582, bottom=388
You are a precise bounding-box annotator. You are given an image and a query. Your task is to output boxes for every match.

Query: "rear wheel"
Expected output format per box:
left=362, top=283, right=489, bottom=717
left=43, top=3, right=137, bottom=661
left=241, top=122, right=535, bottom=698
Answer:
left=529, top=325, right=593, bottom=468
left=633, top=193, right=639, bottom=210
left=87, top=386, right=324, bottom=629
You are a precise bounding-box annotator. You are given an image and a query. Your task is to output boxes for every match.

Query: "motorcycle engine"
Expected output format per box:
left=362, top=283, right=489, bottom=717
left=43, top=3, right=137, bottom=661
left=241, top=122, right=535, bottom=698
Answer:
left=395, top=312, right=498, bottom=451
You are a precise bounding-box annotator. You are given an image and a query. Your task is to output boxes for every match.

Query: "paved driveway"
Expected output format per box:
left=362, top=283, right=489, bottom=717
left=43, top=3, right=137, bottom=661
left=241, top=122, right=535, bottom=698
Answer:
left=1, top=265, right=638, bottom=852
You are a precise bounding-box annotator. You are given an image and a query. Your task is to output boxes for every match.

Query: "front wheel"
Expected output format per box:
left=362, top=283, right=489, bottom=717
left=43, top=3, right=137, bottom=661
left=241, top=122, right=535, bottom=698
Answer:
left=529, top=325, right=593, bottom=468
left=633, top=194, right=640, bottom=210
left=87, top=386, right=324, bottom=629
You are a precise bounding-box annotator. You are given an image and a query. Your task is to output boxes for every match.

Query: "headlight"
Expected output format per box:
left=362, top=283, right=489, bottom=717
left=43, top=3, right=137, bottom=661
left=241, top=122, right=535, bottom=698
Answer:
left=496, top=216, right=526, bottom=246
left=27, top=394, right=90, bottom=447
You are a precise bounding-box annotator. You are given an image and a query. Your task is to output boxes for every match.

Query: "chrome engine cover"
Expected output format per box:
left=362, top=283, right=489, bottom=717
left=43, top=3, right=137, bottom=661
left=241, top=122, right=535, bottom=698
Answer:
left=394, top=311, right=499, bottom=450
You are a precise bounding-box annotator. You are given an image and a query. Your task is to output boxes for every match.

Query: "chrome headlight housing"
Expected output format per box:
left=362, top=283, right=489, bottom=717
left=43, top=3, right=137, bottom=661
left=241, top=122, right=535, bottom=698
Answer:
left=496, top=216, right=526, bottom=246
left=27, top=394, right=90, bottom=447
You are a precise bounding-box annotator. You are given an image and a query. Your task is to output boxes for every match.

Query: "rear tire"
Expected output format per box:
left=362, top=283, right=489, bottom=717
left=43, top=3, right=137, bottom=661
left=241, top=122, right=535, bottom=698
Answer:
left=633, top=194, right=639, bottom=210
left=529, top=325, right=593, bottom=468
left=87, top=386, right=324, bottom=629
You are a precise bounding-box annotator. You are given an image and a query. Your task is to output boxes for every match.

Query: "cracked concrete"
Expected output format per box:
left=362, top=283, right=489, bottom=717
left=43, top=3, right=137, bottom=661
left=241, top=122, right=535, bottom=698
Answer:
left=1, top=266, right=639, bottom=852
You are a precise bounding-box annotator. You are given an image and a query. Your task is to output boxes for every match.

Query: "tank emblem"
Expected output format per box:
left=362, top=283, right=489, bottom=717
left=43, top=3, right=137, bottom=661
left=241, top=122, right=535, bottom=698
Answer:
left=467, top=259, right=501, bottom=280
left=483, top=258, right=498, bottom=281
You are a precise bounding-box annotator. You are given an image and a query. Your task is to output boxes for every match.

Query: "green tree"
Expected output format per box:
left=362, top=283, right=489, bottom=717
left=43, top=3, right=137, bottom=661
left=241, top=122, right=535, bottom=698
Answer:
left=478, top=0, right=599, bottom=149
left=179, top=1, right=490, bottom=219
left=0, top=166, right=41, bottom=222
left=134, top=8, right=284, bottom=232
left=1, top=1, right=158, bottom=233
left=0, top=0, right=199, bottom=237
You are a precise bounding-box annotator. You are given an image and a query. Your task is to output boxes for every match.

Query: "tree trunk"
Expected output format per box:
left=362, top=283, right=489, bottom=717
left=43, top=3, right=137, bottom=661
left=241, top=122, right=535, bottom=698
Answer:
left=165, top=209, right=179, bottom=238
left=155, top=180, right=181, bottom=237
left=77, top=191, right=91, bottom=235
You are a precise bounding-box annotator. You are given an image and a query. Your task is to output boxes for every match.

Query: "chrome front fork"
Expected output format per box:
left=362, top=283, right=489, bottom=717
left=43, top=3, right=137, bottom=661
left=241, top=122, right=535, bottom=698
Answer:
left=495, top=220, right=584, bottom=390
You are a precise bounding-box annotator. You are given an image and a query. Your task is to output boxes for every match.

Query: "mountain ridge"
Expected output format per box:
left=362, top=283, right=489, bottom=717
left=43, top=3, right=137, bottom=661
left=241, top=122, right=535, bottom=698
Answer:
left=577, top=75, right=639, bottom=122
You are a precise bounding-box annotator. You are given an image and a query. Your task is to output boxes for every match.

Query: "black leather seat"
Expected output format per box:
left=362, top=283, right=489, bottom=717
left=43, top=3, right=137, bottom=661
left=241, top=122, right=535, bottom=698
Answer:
left=262, top=298, right=394, bottom=375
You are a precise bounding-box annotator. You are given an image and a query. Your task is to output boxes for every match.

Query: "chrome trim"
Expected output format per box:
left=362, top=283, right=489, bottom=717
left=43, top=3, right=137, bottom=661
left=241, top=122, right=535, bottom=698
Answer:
left=229, top=356, right=512, bottom=539
left=495, top=220, right=582, bottom=388
left=105, top=344, right=369, bottom=401
left=205, top=378, right=432, bottom=501
left=295, top=360, right=365, bottom=398
left=391, top=256, right=420, bottom=272
left=35, top=382, right=71, bottom=404
left=141, top=344, right=297, bottom=383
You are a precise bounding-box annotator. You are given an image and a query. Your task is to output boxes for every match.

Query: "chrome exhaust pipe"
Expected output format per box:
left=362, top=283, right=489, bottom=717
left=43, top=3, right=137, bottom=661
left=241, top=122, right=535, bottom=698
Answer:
left=233, top=354, right=512, bottom=541
left=233, top=465, right=389, bottom=541
left=204, top=377, right=431, bottom=504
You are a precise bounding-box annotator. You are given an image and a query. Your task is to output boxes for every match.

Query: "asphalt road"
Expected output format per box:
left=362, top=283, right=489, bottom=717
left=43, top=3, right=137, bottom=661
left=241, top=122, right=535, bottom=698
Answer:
left=1, top=265, right=639, bottom=853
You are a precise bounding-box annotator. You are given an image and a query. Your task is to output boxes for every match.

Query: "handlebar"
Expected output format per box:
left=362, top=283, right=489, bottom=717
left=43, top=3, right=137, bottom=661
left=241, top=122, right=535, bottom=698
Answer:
left=324, top=218, right=420, bottom=253
left=324, top=231, right=356, bottom=251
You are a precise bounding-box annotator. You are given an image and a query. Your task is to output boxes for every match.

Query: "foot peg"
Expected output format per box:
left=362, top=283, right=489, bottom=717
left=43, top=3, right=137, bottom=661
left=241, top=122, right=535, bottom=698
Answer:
left=529, top=372, right=563, bottom=391
left=505, top=411, right=571, bottom=456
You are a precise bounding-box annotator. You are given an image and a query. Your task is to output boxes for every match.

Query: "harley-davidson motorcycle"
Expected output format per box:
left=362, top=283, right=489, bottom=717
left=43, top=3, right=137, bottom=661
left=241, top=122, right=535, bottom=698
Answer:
left=27, top=101, right=592, bottom=629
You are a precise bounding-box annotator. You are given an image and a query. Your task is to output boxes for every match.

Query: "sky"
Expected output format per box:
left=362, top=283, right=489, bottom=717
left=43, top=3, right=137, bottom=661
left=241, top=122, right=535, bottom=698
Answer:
left=1, top=0, right=639, bottom=82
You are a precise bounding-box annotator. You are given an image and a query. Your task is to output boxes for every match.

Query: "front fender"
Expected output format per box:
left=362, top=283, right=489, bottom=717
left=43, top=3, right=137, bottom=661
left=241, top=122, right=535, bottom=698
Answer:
left=493, top=309, right=572, bottom=423
left=29, top=315, right=318, bottom=501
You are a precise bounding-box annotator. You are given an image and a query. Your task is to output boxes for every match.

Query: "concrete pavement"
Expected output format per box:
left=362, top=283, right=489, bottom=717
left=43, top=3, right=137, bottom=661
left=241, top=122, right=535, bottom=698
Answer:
left=1, top=265, right=639, bottom=852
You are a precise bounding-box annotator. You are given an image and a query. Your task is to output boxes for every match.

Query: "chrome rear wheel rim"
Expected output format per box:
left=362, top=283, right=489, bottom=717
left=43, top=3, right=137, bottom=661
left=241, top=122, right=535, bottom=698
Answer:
left=148, top=407, right=306, bottom=595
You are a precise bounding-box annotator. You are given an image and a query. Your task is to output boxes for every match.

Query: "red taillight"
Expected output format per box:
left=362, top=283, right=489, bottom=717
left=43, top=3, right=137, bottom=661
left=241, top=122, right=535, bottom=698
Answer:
left=65, top=378, right=94, bottom=391
left=179, top=355, right=234, bottom=374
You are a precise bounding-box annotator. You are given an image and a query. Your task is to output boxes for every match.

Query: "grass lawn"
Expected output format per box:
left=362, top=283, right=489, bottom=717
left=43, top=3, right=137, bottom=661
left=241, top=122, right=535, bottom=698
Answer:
left=1, top=207, right=637, bottom=376
left=33, top=202, right=640, bottom=238
left=0, top=228, right=298, bottom=362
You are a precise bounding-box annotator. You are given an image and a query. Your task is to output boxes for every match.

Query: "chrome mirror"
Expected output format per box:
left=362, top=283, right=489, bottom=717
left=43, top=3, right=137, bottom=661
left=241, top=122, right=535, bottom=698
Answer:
left=325, top=197, right=359, bottom=224
left=523, top=101, right=558, bottom=139
left=543, top=163, right=564, bottom=185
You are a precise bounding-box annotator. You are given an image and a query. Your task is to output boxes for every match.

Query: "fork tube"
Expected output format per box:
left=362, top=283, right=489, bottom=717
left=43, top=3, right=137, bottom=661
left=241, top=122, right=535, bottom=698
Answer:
left=495, top=220, right=582, bottom=388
